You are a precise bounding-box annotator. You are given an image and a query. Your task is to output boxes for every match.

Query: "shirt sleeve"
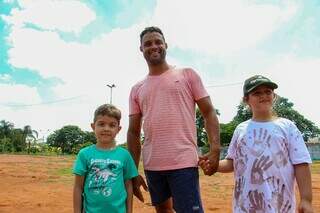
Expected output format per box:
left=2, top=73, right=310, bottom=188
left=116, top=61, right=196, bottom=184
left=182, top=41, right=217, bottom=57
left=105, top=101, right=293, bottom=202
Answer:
left=73, top=149, right=88, bottom=176
left=123, top=151, right=139, bottom=181
left=225, top=127, right=240, bottom=160
left=184, top=68, right=209, bottom=101
left=129, top=85, right=141, bottom=116
left=287, top=120, right=312, bottom=165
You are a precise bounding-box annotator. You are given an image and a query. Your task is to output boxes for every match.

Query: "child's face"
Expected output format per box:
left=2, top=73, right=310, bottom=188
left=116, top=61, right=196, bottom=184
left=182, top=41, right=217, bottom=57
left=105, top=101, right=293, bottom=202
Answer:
left=245, top=85, right=275, bottom=113
left=91, top=115, right=121, bottom=145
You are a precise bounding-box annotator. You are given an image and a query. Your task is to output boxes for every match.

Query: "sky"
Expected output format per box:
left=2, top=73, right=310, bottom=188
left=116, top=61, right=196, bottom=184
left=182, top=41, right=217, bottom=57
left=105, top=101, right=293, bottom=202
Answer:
left=1, top=0, right=320, bottom=143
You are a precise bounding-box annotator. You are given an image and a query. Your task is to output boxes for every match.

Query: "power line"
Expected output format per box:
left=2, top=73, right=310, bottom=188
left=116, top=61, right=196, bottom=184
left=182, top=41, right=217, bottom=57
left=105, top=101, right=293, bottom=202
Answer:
left=205, top=82, right=242, bottom=88
left=0, top=95, right=84, bottom=107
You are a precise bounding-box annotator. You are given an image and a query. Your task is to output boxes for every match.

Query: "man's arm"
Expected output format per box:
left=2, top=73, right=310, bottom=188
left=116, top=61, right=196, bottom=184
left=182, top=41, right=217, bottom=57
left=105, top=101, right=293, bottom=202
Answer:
left=294, top=163, right=313, bottom=213
left=125, top=179, right=133, bottom=213
left=127, top=114, right=148, bottom=202
left=127, top=114, right=142, bottom=167
left=73, top=175, right=84, bottom=213
left=196, top=96, right=220, bottom=176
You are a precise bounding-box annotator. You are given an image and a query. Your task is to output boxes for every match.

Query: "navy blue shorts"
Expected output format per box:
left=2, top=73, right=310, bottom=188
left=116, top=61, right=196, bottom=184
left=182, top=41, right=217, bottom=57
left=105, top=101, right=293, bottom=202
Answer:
left=144, top=167, right=204, bottom=213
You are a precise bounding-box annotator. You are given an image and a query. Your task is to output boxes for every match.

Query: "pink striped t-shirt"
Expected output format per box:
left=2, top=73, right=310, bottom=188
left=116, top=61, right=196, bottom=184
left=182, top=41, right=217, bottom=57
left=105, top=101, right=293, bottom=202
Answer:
left=129, top=67, right=209, bottom=170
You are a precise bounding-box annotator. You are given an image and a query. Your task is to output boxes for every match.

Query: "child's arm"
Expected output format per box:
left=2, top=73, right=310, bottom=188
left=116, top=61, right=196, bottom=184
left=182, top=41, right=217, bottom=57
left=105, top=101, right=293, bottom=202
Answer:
left=294, top=163, right=313, bottom=213
left=125, top=179, right=134, bottom=213
left=217, top=159, right=234, bottom=173
left=199, top=158, right=233, bottom=174
left=73, top=175, right=85, bottom=213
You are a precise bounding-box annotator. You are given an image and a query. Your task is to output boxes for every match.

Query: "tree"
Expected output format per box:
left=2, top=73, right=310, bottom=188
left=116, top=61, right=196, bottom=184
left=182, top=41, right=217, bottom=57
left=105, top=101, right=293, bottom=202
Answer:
left=11, top=128, right=25, bottom=152
left=23, top=125, right=38, bottom=154
left=196, top=108, right=220, bottom=148
left=83, top=131, right=96, bottom=144
left=0, top=120, right=14, bottom=152
left=273, top=96, right=320, bottom=141
left=47, top=125, right=85, bottom=154
left=220, top=121, right=238, bottom=146
left=0, top=120, right=14, bottom=139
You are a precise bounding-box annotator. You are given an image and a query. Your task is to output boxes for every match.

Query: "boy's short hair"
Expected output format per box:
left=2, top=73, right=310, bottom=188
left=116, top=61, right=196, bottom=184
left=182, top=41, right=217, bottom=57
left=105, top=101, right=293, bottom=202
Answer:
left=93, top=104, right=121, bottom=124
left=140, top=26, right=165, bottom=43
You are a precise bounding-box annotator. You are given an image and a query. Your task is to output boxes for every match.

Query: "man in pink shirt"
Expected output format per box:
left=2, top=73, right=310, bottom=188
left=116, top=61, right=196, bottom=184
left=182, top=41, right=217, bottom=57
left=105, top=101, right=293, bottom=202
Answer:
left=127, top=26, right=220, bottom=213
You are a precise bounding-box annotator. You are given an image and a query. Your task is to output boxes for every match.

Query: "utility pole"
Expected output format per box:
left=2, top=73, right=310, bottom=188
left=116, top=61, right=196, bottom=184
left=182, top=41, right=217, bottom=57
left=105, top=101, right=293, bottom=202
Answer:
left=107, top=84, right=116, bottom=104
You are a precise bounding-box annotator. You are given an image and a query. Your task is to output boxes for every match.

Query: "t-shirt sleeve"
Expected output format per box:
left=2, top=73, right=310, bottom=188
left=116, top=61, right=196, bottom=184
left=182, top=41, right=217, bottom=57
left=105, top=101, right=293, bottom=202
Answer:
left=225, top=127, right=240, bottom=160
left=184, top=68, right=209, bottom=101
left=129, top=85, right=141, bottom=116
left=123, top=151, right=139, bottom=180
left=287, top=121, right=312, bottom=165
left=73, top=150, right=87, bottom=176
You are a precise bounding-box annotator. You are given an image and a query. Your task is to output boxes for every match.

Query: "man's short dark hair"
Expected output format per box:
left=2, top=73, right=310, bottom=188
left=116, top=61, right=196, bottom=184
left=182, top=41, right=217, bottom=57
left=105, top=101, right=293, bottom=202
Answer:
left=140, top=26, right=165, bottom=43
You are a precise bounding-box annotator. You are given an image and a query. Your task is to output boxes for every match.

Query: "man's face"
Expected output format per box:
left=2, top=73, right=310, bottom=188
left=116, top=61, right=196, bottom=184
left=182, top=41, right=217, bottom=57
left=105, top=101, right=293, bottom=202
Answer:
left=140, top=32, right=167, bottom=65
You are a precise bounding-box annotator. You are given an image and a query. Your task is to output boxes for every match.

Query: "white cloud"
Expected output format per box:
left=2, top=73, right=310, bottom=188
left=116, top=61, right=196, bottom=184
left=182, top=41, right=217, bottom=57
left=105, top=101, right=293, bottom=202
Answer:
left=3, top=0, right=95, bottom=33
left=208, top=55, right=320, bottom=127
left=150, top=0, right=298, bottom=55
left=264, top=55, right=320, bottom=126
left=0, top=83, right=41, bottom=104
left=3, top=0, right=319, bottom=144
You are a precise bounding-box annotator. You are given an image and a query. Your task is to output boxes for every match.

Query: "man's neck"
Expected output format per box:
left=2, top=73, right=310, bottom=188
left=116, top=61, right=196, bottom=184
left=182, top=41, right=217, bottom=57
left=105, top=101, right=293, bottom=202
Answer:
left=148, top=62, right=171, bottom=76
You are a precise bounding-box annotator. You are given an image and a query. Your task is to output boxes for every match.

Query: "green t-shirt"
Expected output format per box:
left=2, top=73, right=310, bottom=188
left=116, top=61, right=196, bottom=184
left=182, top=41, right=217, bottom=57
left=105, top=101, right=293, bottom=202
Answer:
left=73, top=145, right=138, bottom=213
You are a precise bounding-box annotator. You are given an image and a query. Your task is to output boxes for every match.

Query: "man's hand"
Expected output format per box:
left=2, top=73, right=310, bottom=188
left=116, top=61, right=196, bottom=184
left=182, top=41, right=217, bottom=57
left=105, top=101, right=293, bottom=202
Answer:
left=198, top=150, right=219, bottom=176
left=132, top=175, right=148, bottom=202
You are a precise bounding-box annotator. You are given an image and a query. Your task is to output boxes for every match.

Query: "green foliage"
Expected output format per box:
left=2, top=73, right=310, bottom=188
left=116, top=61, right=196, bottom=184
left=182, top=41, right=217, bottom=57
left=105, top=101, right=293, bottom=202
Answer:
left=196, top=108, right=207, bottom=147
left=47, top=125, right=86, bottom=154
left=72, top=141, right=94, bottom=154
left=0, top=137, right=13, bottom=152
left=0, top=120, right=38, bottom=153
left=196, top=107, right=220, bottom=150
left=220, top=121, right=238, bottom=146
left=195, top=95, right=320, bottom=148
left=23, top=125, right=38, bottom=154
left=10, top=129, right=25, bottom=152
left=83, top=131, right=97, bottom=144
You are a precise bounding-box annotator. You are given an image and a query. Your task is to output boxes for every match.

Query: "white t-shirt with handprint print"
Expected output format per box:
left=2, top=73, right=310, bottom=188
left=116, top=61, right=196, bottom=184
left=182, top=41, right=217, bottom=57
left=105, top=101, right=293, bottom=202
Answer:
left=226, top=118, right=312, bottom=213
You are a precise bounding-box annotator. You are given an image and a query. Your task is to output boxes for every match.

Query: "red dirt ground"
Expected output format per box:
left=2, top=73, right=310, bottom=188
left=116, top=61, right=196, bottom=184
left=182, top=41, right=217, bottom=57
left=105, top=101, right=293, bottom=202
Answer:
left=0, top=154, right=319, bottom=212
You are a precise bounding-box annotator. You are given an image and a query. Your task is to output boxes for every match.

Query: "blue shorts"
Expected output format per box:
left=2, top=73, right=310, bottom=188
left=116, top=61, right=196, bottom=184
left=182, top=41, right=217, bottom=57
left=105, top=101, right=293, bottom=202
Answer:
left=145, top=167, right=204, bottom=213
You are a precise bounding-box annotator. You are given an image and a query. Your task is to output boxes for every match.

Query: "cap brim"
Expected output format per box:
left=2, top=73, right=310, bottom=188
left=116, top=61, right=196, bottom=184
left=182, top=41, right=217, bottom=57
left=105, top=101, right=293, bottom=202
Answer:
left=246, top=82, right=278, bottom=95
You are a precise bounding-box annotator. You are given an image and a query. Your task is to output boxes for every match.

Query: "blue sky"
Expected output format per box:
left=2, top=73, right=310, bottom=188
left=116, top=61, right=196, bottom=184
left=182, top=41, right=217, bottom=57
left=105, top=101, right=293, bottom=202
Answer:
left=1, top=0, right=320, bottom=142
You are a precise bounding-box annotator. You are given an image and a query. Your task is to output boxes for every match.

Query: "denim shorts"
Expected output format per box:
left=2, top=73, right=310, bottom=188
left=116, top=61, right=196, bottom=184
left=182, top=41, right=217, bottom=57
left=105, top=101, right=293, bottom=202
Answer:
left=144, top=167, right=204, bottom=213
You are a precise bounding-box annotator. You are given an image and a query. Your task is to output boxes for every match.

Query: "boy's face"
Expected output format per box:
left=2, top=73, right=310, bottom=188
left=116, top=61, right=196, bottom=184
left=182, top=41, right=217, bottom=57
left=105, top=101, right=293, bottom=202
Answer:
left=91, top=115, right=121, bottom=145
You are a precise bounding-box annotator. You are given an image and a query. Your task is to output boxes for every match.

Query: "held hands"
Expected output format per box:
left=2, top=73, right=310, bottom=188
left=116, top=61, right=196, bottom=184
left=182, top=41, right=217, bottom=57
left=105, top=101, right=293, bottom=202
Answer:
left=132, top=175, right=148, bottom=203
left=198, top=150, right=219, bottom=176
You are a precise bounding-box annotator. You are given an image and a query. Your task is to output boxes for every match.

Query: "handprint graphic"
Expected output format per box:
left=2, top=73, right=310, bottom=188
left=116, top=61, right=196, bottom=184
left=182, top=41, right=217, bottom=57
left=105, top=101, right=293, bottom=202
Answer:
left=235, top=138, right=248, bottom=176
left=248, top=190, right=267, bottom=213
left=267, top=176, right=292, bottom=213
left=250, top=155, right=273, bottom=184
left=250, top=128, right=271, bottom=157
left=234, top=176, right=247, bottom=212
left=272, top=139, right=289, bottom=168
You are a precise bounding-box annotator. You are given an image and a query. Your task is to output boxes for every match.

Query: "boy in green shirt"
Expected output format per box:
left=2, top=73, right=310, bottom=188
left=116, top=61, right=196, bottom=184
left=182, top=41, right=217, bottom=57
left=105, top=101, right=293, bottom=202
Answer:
left=73, top=104, right=138, bottom=213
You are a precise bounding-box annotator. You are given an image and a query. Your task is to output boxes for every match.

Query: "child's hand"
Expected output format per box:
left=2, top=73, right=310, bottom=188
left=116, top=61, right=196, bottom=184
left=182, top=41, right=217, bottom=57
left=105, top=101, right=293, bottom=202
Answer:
left=198, top=156, right=209, bottom=174
left=198, top=154, right=218, bottom=176
left=298, top=199, right=313, bottom=213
